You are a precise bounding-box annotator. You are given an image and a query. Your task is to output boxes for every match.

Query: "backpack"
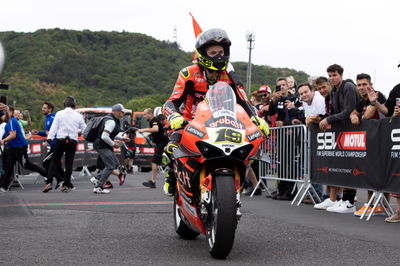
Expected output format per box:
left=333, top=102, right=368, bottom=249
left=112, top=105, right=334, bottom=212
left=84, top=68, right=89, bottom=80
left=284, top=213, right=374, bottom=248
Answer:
left=83, top=116, right=104, bottom=142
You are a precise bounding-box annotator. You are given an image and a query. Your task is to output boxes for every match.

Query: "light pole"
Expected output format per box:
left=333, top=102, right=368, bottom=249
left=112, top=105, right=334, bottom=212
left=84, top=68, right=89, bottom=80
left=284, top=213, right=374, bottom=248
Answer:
left=246, top=32, right=255, bottom=97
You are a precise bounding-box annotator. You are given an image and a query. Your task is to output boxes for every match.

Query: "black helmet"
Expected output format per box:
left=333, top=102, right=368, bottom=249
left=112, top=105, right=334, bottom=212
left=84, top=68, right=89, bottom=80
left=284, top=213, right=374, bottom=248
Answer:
left=195, top=28, right=231, bottom=71
left=64, top=96, right=76, bottom=108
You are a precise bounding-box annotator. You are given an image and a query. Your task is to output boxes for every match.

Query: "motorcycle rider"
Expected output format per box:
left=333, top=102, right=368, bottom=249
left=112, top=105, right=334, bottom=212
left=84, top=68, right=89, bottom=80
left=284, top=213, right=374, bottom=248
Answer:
left=162, top=28, right=269, bottom=196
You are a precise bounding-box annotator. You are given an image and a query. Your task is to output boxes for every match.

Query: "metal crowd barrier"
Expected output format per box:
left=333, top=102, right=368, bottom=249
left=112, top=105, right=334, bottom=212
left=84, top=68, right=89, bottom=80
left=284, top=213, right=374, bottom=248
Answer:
left=254, top=124, right=321, bottom=206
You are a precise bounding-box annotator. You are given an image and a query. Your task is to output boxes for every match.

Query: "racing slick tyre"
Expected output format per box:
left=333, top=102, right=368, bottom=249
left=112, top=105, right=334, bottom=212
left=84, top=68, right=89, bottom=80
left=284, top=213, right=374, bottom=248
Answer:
left=207, top=175, right=237, bottom=259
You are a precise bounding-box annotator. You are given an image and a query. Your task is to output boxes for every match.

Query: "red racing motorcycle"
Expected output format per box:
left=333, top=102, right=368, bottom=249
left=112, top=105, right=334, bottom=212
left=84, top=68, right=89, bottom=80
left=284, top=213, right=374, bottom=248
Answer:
left=171, top=81, right=264, bottom=259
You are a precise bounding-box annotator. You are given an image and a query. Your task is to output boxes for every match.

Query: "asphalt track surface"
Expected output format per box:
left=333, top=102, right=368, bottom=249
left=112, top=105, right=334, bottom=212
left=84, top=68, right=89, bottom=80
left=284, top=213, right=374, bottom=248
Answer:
left=1, top=171, right=400, bottom=265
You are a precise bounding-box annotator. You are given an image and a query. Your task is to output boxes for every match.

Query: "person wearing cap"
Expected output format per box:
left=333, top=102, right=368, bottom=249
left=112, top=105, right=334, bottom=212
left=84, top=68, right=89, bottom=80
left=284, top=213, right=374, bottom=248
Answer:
left=90, top=104, right=129, bottom=194
left=257, top=85, right=276, bottom=127
left=45, top=96, right=86, bottom=193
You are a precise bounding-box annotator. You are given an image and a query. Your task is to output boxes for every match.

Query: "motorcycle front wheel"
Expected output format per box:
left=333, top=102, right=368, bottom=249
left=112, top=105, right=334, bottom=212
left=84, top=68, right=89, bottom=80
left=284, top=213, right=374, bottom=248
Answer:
left=206, top=175, right=237, bottom=259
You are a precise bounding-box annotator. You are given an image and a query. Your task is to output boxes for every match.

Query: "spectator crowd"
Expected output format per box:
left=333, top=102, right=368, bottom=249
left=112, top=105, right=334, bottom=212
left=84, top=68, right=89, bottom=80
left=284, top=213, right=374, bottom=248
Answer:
left=249, top=64, right=400, bottom=223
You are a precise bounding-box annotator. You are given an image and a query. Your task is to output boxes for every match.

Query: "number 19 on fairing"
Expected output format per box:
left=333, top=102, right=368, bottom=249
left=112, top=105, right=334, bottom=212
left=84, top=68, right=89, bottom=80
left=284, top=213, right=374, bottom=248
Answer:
left=215, top=128, right=243, bottom=144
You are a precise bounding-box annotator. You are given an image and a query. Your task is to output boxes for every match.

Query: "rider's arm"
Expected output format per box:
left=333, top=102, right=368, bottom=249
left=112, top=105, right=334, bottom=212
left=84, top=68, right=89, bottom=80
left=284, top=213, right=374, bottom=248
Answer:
left=163, top=71, right=192, bottom=117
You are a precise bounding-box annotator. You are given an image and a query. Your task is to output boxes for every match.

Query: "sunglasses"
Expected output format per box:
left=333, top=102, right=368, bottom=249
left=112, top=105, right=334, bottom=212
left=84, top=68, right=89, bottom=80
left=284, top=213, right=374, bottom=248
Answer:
left=260, top=94, right=269, bottom=97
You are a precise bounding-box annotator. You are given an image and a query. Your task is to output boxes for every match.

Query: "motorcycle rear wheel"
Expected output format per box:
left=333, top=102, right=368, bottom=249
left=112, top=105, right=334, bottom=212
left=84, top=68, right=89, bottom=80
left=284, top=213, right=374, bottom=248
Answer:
left=206, top=175, right=237, bottom=259
left=174, top=192, right=200, bottom=240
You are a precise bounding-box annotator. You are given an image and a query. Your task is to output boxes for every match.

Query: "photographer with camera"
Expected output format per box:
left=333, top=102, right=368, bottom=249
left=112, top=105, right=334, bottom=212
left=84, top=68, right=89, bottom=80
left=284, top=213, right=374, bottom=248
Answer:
left=269, top=77, right=304, bottom=126
left=268, top=77, right=304, bottom=200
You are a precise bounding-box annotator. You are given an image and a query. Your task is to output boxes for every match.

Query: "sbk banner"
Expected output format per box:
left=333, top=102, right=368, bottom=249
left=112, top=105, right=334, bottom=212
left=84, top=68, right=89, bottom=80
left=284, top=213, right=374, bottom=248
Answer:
left=380, top=118, right=400, bottom=193
left=310, top=120, right=383, bottom=191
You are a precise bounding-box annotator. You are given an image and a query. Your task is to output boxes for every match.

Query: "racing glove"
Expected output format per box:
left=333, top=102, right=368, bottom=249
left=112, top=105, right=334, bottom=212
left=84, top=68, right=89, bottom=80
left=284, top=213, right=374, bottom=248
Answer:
left=168, top=113, right=185, bottom=130
left=251, top=116, right=270, bottom=137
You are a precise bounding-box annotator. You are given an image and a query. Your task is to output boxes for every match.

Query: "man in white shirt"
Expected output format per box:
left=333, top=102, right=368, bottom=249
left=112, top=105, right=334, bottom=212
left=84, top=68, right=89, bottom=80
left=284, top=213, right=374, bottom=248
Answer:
left=298, top=83, right=326, bottom=125
left=44, top=96, right=86, bottom=193
left=298, top=83, right=326, bottom=203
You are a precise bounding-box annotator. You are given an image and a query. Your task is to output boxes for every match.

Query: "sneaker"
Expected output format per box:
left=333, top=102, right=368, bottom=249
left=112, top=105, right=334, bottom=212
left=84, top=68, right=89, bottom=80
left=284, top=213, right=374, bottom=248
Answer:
left=326, top=200, right=343, bottom=212
left=330, top=200, right=355, bottom=214
left=0, top=187, right=8, bottom=192
left=60, top=185, right=74, bottom=193
left=314, top=198, right=337, bottom=210
left=374, top=205, right=386, bottom=216
left=103, top=181, right=113, bottom=189
left=142, top=180, right=156, bottom=188
left=354, top=204, right=370, bottom=217
left=385, top=210, right=400, bottom=223
left=93, top=187, right=110, bottom=194
left=118, top=172, right=126, bottom=186
left=55, top=181, right=64, bottom=190
left=90, top=177, right=98, bottom=186
left=42, top=183, right=53, bottom=193
left=354, top=203, right=386, bottom=217
left=67, top=183, right=76, bottom=191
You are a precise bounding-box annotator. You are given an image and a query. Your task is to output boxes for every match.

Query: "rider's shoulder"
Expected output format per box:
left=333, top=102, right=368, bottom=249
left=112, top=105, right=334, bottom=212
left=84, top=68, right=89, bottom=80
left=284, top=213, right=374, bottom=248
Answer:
left=179, top=64, right=201, bottom=80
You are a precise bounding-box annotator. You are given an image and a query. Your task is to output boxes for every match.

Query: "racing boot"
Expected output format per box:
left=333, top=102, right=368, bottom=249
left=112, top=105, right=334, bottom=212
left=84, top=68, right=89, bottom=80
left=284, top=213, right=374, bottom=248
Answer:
left=163, top=170, right=176, bottom=197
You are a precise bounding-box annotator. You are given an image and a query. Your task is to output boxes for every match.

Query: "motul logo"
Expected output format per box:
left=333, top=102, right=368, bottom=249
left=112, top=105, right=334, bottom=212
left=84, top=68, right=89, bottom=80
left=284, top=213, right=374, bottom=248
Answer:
left=317, top=131, right=367, bottom=150
left=337, top=132, right=366, bottom=150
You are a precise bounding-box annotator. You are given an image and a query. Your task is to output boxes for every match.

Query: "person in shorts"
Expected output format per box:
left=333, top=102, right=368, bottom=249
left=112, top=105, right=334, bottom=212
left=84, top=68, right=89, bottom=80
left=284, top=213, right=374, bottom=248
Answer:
left=140, top=108, right=169, bottom=188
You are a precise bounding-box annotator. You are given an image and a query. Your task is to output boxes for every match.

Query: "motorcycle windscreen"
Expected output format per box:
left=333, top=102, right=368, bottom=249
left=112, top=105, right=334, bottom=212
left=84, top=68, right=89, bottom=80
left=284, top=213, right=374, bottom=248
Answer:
left=204, top=82, right=247, bottom=147
left=205, top=82, right=239, bottom=127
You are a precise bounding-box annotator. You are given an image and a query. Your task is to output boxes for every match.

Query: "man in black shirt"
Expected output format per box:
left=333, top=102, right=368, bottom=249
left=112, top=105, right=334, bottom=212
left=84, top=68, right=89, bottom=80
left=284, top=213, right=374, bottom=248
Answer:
left=140, top=108, right=169, bottom=188
left=321, top=64, right=359, bottom=214
left=350, top=73, right=386, bottom=125
left=367, top=82, right=400, bottom=118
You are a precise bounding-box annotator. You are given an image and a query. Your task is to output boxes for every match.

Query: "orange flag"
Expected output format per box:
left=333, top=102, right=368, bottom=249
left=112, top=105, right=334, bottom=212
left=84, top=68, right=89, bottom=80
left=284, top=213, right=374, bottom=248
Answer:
left=189, top=12, right=203, bottom=38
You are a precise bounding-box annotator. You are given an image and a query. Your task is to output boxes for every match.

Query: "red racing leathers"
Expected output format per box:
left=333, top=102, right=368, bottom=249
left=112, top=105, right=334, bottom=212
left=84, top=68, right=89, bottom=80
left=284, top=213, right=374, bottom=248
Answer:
left=163, top=64, right=254, bottom=120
